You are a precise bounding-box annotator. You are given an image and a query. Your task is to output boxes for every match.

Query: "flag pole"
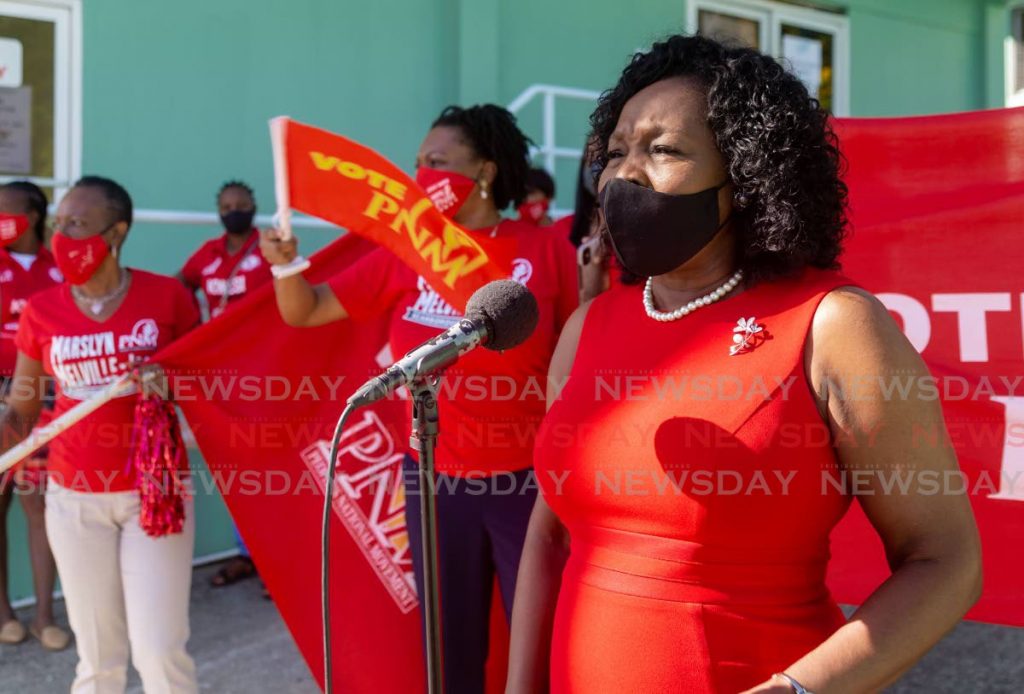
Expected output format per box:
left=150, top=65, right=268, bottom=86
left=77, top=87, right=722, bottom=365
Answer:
left=0, top=374, right=137, bottom=475
left=269, top=116, right=311, bottom=276
left=269, top=116, right=295, bottom=241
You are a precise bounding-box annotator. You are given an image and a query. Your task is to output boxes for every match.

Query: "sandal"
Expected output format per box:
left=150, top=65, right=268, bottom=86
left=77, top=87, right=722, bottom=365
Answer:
left=29, top=624, right=70, bottom=651
left=0, top=619, right=26, bottom=644
left=209, top=556, right=257, bottom=587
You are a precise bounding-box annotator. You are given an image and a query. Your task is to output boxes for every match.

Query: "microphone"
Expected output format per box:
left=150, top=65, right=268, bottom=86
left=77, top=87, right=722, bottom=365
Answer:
left=346, top=279, right=539, bottom=408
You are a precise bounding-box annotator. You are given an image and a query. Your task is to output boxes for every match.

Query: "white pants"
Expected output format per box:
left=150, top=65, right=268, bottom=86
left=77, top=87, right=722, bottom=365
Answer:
left=45, top=481, right=198, bottom=694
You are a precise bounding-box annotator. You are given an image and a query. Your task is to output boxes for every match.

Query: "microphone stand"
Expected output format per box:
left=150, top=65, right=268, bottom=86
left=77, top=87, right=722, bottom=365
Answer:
left=409, top=376, right=444, bottom=694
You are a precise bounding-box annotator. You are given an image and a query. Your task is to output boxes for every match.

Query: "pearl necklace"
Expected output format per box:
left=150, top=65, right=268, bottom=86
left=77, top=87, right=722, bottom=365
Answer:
left=643, top=269, right=744, bottom=322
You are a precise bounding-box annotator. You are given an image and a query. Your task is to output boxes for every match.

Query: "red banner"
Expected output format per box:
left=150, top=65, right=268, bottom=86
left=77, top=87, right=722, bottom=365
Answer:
left=271, top=117, right=514, bottom=310
left=827, top=107, right=1024, bottom=626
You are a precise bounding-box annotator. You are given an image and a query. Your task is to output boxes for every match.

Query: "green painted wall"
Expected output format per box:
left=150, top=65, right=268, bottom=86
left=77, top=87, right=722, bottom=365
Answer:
left=3, top=0, right=1015, bottom=603
left=86, top=0, right=463, bottom=275
left=846, top=0, right=987, bottom=115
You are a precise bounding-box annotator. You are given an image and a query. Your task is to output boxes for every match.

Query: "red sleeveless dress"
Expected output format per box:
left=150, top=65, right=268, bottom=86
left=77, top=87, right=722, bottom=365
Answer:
left=534, top=269, right=856, bottom=693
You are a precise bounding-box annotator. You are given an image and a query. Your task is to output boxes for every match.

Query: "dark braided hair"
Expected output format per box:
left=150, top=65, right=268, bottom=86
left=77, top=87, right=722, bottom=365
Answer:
left=431, top=105, right=532, bottom=211
left=2, top=180, right=48, bottom=242
left=74, top=175, right=133, bottom=228
left=590, top=34, right=848, bottom=285
left=218, top=180, right=255, bottom=204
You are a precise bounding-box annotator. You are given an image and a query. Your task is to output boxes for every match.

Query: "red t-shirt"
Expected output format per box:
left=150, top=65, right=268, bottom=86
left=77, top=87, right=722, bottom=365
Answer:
left=549, top=213, right=575, bottom=244
left=0, top=247, right=63, bottom=375
left=15, top=270, right=199, bottom=492
left=180, top=230, right=271, bottom=319
left=329, top=219, right=578, bottom=476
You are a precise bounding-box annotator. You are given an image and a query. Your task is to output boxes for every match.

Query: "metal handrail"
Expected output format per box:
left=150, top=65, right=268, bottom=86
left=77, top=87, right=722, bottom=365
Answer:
left=506, top=83, right=602, bottom=114
left=508, top=83, right=601, bottom=217
left=133, top=209, right=336, bottom=229
left=508, top=83, right=600, bottom=175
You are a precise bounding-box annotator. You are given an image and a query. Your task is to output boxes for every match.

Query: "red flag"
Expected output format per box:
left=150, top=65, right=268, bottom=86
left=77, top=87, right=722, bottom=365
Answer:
left=271, top=117, right=514, bottom=310
left=828, top=106, right=1024, bottom=626
left=155, top=233, right=427, bottom=691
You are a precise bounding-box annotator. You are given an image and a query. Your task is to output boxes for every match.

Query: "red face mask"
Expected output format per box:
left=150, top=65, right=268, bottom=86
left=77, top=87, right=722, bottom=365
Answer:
left=0, top=213, right=30, bottom=246
left=51, top=232, right=110, bottom=284
left=415, top=167, right=478, bottom=216
left=517, top=199, right=550, bottom=225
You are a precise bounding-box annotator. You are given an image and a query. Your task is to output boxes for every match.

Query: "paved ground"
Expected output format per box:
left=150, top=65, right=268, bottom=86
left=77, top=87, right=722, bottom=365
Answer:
left=1, top=562, right=316, bottom=694
left=1, top=560, right=1021, bottom=692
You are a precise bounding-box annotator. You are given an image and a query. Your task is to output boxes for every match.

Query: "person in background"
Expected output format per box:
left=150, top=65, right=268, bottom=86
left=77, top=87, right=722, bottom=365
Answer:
left=2, top=176, right=200, bottom=692
left=0, top=181, right=68, bottom=651
left=517, top=167, right=556, bottom=226
left=180, top=181, right=270, bottom=320
left=550, top=141, right=612, bottom=304
left=179, top=180, right=271, bottom=591
left=563, top=140, right=601, bottom=249
left=261, top=104, right=578, bottom=692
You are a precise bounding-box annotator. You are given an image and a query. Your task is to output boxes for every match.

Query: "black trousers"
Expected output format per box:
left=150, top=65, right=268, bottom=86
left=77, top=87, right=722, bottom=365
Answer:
left=402, top=455, right=538, bottom=694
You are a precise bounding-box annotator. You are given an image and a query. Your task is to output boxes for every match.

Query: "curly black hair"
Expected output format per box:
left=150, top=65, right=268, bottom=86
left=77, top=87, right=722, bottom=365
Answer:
left=2, top=180, right=48, bottom=242
left=590, top=34, right=848, bottom=284
left=432, top=104, right=532, bottom=211
left=218, top=180, right=255, bottom=203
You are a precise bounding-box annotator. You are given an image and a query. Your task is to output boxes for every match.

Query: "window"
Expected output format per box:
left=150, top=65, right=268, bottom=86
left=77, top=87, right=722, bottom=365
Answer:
left=0, top=0, right=81, bottom=198
left=688, top=0, right=850, bottom=115
left=1009, top=6, right=1024, bottom=107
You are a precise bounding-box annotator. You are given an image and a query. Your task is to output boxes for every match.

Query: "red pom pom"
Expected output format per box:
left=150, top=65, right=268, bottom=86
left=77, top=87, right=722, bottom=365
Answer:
left=128, top=394, right=189, bottom=537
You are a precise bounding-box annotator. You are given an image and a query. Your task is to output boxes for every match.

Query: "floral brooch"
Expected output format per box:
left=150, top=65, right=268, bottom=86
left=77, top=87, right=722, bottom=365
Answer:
left=730, top=316, right=766, bottom=356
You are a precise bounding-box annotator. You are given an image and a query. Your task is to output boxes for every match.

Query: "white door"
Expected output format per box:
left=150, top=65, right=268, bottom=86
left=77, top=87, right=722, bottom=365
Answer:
left=0, top=0, right=81, bottom=200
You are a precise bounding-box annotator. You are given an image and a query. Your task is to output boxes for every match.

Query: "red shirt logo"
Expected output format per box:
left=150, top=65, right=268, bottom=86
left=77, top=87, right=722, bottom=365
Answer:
left=118, top=319, right=160, bottom=352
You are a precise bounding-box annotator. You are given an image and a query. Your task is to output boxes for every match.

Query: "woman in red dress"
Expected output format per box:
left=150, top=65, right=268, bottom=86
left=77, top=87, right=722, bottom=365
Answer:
left=507, top=35, right=981, bottom=693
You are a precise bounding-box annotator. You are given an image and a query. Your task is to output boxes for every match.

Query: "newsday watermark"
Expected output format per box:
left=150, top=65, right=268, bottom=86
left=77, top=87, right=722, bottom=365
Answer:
left=18, top=466, right=1022, bottom=499
left=5, top=369, right=1024, bottom=404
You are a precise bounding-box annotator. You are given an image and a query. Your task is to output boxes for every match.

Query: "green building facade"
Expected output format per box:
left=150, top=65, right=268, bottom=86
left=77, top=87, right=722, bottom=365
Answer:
left=2, top=0, right=1021, bottom=602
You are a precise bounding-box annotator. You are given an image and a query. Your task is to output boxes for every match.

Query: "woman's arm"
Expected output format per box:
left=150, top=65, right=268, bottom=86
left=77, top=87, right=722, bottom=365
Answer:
left=505, top=493, right=570, bottom=693
left=0, top=352, right=46, bottom=454
left=745, top=287, right=982, bottom=694
left=258, top=229, right=347, bottom=327
left=506, top=300, right=592, bottom=694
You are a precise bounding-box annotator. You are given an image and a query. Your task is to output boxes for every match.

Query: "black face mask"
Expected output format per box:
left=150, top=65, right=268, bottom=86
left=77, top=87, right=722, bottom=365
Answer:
left=599, top=178, right=728, bottom=277
left=221, top=209, right=256, bottom=235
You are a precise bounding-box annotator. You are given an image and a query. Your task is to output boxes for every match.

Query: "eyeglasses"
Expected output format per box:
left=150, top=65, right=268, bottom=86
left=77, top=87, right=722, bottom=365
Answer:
left=48, top=217, right=92, bottom=234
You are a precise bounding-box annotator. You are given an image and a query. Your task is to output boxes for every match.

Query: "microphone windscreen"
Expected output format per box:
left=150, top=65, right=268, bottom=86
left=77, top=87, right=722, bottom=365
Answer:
left=465, top=279, right=539, bottom=351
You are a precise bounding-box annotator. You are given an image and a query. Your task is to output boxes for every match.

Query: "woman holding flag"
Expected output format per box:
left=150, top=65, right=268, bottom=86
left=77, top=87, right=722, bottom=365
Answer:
left=0, top=176, right=200, bottom=693
left=261, top=104, right=577, bottom=691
